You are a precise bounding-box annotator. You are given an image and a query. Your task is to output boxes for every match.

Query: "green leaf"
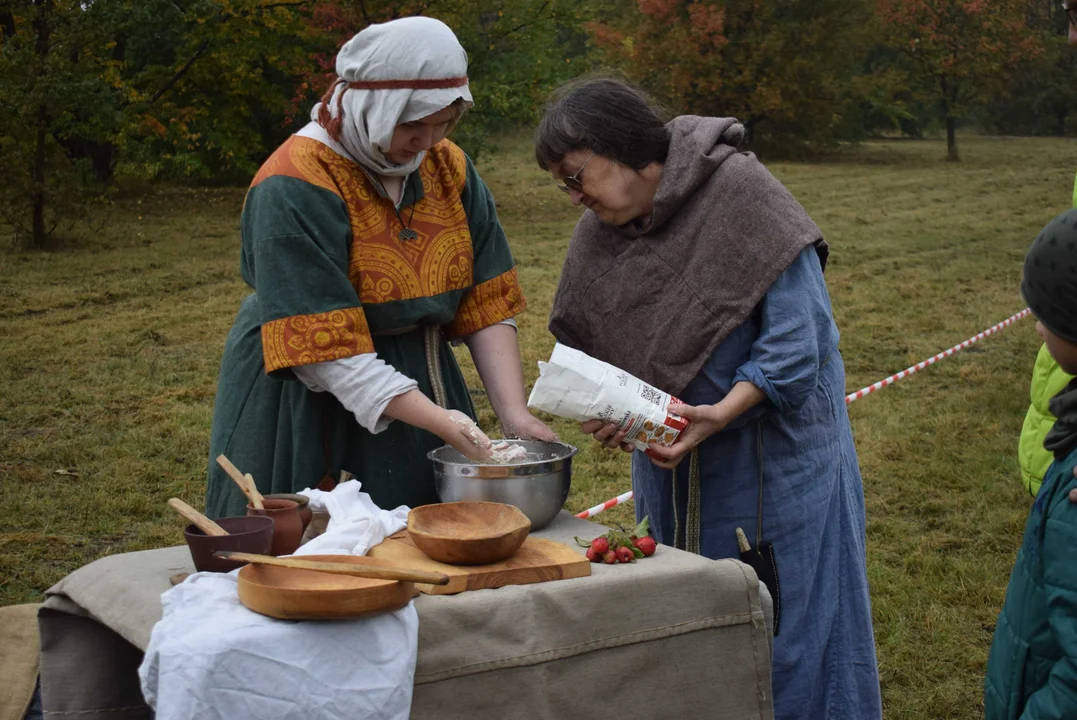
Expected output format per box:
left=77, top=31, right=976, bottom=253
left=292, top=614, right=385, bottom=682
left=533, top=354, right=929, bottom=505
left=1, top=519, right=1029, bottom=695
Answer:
left=607, top=529, right=635, bottom=549
left=633, top=516, right=651, bottom=539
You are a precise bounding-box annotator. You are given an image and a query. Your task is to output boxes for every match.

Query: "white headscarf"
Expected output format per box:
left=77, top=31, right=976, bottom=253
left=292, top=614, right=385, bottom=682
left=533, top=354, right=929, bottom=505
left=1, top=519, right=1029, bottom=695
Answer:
left=304, top=17, right=473, bottom=177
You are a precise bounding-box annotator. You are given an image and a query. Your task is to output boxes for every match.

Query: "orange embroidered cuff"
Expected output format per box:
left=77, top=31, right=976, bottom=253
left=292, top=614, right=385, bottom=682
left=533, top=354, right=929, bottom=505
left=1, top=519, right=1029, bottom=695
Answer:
left=445, top=266, right=528, bottom=340
left=261, top=307, right=375, bottom=374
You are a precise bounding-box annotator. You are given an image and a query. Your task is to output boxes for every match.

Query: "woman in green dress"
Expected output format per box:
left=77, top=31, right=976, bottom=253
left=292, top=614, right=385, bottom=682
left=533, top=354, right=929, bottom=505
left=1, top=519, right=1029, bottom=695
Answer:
left=204, top=17, right=553, bottom=519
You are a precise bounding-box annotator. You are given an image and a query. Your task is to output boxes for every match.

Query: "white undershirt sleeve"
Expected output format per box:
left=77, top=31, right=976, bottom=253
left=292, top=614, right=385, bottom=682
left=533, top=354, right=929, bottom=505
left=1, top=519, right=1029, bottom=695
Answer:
left=292, top=353, right=418, bottom=434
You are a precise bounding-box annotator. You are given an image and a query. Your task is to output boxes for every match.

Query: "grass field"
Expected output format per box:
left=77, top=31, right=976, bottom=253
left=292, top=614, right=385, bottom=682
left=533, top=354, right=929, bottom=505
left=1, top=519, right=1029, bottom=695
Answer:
left=2, top=133, right=1075, bottom=718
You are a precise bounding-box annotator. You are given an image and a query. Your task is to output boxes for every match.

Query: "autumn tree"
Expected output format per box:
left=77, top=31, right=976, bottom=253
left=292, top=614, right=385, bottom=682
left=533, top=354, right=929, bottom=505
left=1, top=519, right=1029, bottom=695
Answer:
left=877, top=0, right=1043, bottom=160
left=0, top=0, right=315, bottom=247
left=586, top=0, right=883, bottom=155
left=0, top=0, right=103, bottom=246
left=296, top=0, right=589, bottom=159
left=979, top=1, right=1077, bottom=136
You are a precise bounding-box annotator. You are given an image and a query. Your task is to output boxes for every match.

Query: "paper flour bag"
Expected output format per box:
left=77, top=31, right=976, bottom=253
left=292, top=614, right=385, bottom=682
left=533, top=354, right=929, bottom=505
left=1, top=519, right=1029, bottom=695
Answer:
left=527, top=343, right=689, bottom=455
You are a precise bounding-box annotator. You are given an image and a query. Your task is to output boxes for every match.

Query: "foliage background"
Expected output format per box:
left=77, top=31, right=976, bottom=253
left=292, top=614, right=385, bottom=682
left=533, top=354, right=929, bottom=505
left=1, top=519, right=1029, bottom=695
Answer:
left=2, top=3, right=1077, bottom=716
left=1, top=0, right=1075, bottom=245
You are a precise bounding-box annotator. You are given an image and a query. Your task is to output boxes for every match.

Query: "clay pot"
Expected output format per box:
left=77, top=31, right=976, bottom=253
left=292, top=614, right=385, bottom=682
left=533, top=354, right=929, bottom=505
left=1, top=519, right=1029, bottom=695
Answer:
left=184, top=515, right=274, bottom=573
left=248, top=498, right=303, bottom=556
left=263, top=493, right=312, bottom=533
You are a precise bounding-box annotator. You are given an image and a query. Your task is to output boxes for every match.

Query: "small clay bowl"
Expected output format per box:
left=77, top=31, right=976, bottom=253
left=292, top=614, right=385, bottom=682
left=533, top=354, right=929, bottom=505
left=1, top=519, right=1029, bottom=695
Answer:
left=247, top=498, right=303, bottom=557
left=408, top=501, right=530, bottom=566
left=184, top=515, right=274, bottom=573
left=263, top=493, right=313, bottom=532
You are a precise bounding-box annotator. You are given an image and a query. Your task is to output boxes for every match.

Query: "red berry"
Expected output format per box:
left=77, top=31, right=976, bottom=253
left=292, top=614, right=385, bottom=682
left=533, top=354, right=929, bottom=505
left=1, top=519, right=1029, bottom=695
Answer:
left=616, top=546, right=635, bottom=563
left=591, top=537, right=610, bottom=555
left=635, top=536, right=657, bottom=556
left=603, top=550, right=618, bottom=564
left=586, top=547, right=602, bottom=563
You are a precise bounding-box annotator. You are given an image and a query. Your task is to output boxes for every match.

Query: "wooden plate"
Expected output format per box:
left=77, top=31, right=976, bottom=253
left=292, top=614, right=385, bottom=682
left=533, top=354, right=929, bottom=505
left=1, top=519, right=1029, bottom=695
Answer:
left=408, top=501, right=530, bottom=565
left=237, top=554, right=419, bottom=620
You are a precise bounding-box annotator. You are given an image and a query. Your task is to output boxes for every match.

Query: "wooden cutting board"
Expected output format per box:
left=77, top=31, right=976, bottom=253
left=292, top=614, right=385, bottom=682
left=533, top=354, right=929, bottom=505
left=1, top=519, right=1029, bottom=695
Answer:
left=367, top=531, right=591, bottom=595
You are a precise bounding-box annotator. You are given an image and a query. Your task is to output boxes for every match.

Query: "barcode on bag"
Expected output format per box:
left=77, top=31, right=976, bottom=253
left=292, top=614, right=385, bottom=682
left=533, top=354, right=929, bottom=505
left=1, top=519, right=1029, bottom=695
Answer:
left=640, top=386, right=662, bottom=405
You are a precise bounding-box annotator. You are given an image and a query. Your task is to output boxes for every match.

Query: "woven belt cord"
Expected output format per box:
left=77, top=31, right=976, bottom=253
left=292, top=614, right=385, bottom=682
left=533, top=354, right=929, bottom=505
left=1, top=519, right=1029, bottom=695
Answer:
left=673, top=466, right=683, bottom=551
left=756, top=420, right=765, bottom=545
left=371, top=324, right=448, bottom=409
left=687, top=448, right=702, bottom=555
left=424, top=326, right=448, bottom=408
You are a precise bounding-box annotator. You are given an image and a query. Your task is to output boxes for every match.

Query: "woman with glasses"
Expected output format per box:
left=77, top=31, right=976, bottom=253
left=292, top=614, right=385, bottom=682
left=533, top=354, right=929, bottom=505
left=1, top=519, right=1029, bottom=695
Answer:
left=203, top=17, right=554, bottom=519
left=535, top=77, right=881, bottom=720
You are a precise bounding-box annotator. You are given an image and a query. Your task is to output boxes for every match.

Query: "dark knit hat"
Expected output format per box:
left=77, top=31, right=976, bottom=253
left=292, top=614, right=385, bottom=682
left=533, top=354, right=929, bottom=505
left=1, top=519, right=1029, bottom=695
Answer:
left=1021, top=208, right=1077, bottom=345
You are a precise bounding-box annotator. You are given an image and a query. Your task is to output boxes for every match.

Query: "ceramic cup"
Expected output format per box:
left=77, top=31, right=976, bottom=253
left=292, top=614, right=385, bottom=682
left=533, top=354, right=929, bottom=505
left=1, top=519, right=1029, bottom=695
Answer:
left=263, top=493, right=313, bottom=534
left=247, top=498, right=303, bottom=556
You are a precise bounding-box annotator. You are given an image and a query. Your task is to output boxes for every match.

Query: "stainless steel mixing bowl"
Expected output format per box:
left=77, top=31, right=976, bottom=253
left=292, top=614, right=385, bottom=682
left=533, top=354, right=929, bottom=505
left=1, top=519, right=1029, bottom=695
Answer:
left=427, top=440, right=578, bottom=531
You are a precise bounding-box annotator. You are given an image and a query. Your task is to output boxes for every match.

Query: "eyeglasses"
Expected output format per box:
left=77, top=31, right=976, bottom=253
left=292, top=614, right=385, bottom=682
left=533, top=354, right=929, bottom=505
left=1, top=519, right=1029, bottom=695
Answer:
left=1065, top=2, right=1077, bottom=25
left=556, top=152, right=596, bottom=194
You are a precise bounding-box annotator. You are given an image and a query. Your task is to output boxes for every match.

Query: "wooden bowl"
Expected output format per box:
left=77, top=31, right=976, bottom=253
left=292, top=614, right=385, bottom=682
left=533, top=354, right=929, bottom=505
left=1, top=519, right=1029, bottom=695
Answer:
left=184, top=516, right=274, bottom=573
left=237, top=554, right=419, bottom=620
left=408, top=501, right=531, bottom=566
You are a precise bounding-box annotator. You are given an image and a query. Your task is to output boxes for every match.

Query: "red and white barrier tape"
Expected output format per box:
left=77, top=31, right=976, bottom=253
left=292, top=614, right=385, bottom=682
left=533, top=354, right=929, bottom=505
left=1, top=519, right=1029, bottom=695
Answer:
left=575, top=307, right=1032, bottom=520
left=843, top=308, right=1032, bottom=403
left=574, top=490, right=635, bottom=520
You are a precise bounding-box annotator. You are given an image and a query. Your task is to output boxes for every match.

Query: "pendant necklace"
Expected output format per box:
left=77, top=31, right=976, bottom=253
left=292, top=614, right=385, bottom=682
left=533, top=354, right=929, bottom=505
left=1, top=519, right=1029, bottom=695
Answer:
left=394, top=203, right=418, bottom=241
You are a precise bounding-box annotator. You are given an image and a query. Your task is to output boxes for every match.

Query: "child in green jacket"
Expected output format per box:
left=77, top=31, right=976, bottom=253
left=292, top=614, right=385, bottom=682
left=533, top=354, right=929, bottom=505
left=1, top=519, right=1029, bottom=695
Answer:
left=1018, top=175, right=1077, bottom=496
left=985, top=207, right=1077, bottom=719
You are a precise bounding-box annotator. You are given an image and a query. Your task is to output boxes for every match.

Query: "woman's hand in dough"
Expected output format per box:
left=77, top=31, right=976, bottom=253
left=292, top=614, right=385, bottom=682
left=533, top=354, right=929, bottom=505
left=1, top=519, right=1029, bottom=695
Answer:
left=500, top=411, right=558, bottom=442
left=439, top=410, right=493, bottom=461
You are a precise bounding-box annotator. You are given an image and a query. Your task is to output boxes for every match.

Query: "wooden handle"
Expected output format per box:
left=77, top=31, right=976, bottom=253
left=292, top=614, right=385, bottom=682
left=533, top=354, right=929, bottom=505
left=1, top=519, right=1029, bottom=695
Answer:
left=169, top=498, right=228, bottom=537
left=215, top=551, right=450, bottom=586
left=244, top=473, right=265, bottom=510
left=215, top=455, right=262, bottom=510
left=735, top=527, right=752, bottom=553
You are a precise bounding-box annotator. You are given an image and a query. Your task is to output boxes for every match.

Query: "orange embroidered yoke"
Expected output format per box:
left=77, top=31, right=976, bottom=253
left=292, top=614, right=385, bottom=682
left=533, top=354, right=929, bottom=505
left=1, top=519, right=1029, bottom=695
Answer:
left=244, top=135, right=525, bottom=375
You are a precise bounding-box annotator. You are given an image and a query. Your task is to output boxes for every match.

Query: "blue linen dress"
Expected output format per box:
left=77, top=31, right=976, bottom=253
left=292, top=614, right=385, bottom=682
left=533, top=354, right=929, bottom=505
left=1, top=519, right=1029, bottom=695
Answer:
left=632, top=246, right=882, bottom=720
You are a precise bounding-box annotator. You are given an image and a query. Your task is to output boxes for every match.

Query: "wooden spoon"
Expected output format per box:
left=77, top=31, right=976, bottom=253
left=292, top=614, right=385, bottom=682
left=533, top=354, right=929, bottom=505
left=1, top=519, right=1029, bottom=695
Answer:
left=168, top=498, right=228, bottom=537
left=244, top=472, right=265, bottom=510
left=216, top=454, right=264, bottom=511
left=215, top=551, right=450, bottom=586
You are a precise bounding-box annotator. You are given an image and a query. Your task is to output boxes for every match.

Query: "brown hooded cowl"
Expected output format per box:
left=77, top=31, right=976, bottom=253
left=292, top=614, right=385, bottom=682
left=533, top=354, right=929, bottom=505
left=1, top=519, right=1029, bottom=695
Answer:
left=548, top=115, right=828, bottom=396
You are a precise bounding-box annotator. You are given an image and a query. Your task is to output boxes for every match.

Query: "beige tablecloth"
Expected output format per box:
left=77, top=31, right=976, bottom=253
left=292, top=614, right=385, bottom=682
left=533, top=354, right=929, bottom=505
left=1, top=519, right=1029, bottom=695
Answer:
left=39, top=511, right=774, bottom=719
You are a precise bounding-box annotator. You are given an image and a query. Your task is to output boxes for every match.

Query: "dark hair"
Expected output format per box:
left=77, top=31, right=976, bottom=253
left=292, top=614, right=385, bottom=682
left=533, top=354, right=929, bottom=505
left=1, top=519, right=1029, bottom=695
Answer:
left=534, top=77, right=670, bottom=171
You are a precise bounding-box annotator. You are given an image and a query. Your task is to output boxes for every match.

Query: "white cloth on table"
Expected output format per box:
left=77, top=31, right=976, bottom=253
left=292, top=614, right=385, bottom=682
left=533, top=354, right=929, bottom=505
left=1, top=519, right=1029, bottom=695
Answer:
left=295, top=480, right=409, bottom=557
left=138, top=481, right=416, bottom=720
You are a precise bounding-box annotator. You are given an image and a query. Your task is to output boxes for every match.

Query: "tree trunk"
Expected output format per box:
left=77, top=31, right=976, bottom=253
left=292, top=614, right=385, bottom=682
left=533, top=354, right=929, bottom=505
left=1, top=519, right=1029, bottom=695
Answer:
left=946, top=116, right=958, bottom=161
left=32, top=114, right=47, bottom=246
left=0, top=9, right=16, bottom=40
left=31, top=0, right=52, bottom=247
left=58, top=137, right=118, bottom=183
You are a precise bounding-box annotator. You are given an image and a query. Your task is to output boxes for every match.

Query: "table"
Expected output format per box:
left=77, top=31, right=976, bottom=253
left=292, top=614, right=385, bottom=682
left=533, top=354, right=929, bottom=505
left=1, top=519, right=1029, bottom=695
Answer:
left=38, top=511, right=774, bottom=719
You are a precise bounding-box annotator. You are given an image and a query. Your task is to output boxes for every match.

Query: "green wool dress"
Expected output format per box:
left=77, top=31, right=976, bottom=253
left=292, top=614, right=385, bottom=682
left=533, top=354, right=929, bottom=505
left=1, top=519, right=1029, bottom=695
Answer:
left=204, top=136, right=526, bottom=519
